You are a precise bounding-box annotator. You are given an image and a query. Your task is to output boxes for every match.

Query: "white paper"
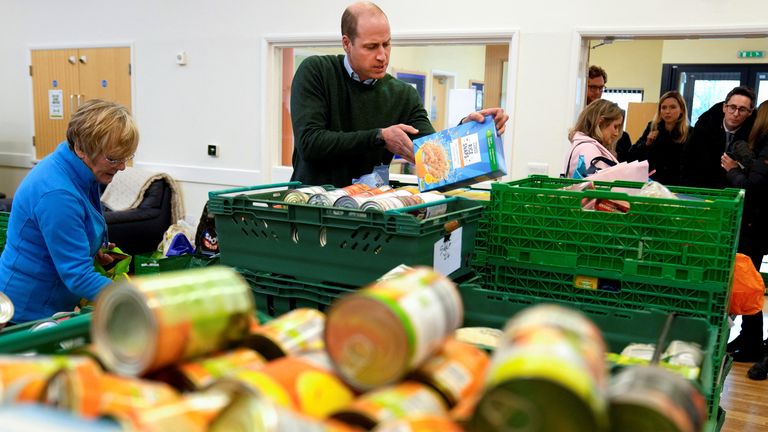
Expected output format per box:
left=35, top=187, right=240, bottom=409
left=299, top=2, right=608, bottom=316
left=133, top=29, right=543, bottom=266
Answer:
left=447, top=89, right=477, bottom=127
left=48, top=90, right=63, bottom=119
left=434, top=226, right=462, bottom=276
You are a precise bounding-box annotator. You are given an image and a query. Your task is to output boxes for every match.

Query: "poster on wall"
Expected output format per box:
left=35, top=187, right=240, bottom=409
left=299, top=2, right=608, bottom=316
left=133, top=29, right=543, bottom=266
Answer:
left=48, top=89, right=63, bottom=120
left=395, top=71, right=427, bottom=106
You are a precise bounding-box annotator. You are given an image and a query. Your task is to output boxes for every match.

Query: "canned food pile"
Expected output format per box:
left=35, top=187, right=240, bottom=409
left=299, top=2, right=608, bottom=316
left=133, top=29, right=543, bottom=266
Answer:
left=0, top=265, right=708, bottom=432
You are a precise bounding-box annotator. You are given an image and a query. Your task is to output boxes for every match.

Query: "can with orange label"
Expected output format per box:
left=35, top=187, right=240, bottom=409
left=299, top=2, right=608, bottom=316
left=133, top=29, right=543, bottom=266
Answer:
left=325, top=267, right=463, bottom=391
left=308, top=184, right=371, bottom=207
left=92, top=266, right=256, bottom=376
left=150, top=347, right=266, bottom=391
left=228, top=356, right=354, bottom=419
left=330, top=381, right=448, bottom=430
left=608, top=365, right=707, bottom=432
left=45, top=368, right=180, bottom=419
left=0, top=355, right=99, bottom=403
left=207, top=379, right=360, bottom=432
left=408, top=337, right=489, bottom=408
left=245, top=308, right=325, bottom=360
left=373, top=415, right=464, bottom=432
left=469, top=304, right=608, bottom=432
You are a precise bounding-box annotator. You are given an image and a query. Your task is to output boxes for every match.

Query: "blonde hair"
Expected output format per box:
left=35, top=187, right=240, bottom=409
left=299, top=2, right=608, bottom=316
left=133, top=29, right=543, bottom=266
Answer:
left=568, top=99, right=625, bottom=153
left=650, top=91, right=689, bottom=143
left=66, top=99, right=138, bottom=160
left=748, top=100, right=768, bottom=151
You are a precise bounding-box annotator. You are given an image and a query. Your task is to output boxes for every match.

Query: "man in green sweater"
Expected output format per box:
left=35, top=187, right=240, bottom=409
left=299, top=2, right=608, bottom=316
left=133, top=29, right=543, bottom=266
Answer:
left=290, top=1, right=509, bottom=187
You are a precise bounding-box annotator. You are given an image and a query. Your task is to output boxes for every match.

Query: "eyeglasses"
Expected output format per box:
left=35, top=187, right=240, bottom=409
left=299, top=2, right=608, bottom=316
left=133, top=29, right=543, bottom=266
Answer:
left=725, top=104, right=752, bottom=115
left=588, top=85, right=605, bottom=92
left=103, top=154, right=134, bottom=166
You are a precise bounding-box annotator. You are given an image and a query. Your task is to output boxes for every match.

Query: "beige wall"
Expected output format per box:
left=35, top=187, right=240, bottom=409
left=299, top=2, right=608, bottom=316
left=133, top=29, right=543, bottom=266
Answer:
left=588, top=40, right=664, bottom=102
left=588, top=38, right=768, bottom=105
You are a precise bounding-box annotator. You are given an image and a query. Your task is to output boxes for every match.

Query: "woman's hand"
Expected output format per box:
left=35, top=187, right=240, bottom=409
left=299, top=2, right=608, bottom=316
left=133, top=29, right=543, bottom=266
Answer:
left=96, top=242, right=117, bottom=266
left=646, top=130, right=658, bottom=146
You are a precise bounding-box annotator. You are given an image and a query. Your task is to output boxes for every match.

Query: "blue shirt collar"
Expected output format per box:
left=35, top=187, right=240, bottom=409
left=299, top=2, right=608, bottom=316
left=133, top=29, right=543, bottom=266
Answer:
left=343, top=55, right=377, bottom=86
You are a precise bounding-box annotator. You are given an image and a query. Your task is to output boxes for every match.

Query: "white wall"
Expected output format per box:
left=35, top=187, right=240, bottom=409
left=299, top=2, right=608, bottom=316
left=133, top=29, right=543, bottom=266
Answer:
left=1, top=0, right=767, bottom=222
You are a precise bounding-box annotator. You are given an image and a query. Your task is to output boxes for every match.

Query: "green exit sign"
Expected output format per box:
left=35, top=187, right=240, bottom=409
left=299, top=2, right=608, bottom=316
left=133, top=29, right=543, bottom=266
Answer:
left=738, top=50, right=765, bottom=59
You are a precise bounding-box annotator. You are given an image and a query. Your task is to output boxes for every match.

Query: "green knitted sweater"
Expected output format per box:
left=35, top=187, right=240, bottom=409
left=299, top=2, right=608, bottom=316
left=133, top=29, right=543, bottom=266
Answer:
left=290, top=55, right=434, bottom=187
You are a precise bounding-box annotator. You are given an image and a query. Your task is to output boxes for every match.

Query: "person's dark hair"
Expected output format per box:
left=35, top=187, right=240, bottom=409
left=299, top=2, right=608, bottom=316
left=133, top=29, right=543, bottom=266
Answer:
left=748, top=100, right=768, bottom=151
left=341, top=2, right=386, bottom=42
left=588, top=65, right=608, bottom=83
left=725, top=86, right=757, bottom=109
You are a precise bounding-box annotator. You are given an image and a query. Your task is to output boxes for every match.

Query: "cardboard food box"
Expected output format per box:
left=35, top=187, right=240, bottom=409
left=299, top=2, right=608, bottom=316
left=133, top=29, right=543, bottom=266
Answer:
left=413, top=115, right=506, bottom=192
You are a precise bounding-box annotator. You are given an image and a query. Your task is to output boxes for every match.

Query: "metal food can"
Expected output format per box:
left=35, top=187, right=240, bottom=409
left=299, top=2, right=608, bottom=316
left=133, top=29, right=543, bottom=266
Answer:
left=608, top=365, right=707, bottom=432
left=151, top=347, right=266, bottom=391
left=333, top=186, right=393, bottom=209
left=324, top=266, right=463, bottom=391
left=0, top=355, right=99, bottom=403
left=330, top=381, right=448, bottom=430
left=107, top=387, right=231, bottom=432
left=308, top=184, right=371, bottom=207
left=469, top=304, right=608, bottom=432
left=92, top=266, right=256, bottom=376
left=412, top=193, right=448, bottom=219
left=373, top=415, right=464, bottom=432
left=45, top=367, right=180, bottom=419
left=0, top=292, right=14, bottom=330
left=207, top=379, right=358, bottom=432
left=408, top=338, right=490, bottom=408
left=229, top=356, right=354, bottom=419
left=245, top=308, right=325, bottom=360
left=284, top=186, right=328, bottom=204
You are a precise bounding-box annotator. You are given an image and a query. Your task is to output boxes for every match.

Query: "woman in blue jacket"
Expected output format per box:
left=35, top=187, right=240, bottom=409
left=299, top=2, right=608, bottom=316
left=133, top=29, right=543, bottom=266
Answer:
left=0, top=99, right=139, bottom=323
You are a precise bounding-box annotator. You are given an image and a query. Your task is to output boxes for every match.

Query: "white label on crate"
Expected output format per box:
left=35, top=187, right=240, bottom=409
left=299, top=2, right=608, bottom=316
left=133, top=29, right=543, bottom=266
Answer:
left=434, top=227, right=462, bottom=276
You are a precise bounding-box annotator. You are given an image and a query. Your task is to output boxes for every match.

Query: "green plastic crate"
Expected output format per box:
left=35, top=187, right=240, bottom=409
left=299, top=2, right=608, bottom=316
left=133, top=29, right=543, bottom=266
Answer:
left=0, top=311, right=91, bottom=354
left=458, top=277, right=727, bottom=425
left=236, top=268, right=356, bottom=318
left=487, top=176, right=744, bottom=286
left=0, top=211, right=9, bottom=255
left=209, top=182, right=484, bottom=287
left=133, top=253, right=219, bottom=275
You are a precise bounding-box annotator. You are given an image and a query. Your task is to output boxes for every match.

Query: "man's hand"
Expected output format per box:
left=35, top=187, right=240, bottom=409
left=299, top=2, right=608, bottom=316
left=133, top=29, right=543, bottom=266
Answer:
left=721, top=153, right=740, bottom=171
left=461, top=107, right=509, bottom=135
left=381, top=124, right=419, bottom=164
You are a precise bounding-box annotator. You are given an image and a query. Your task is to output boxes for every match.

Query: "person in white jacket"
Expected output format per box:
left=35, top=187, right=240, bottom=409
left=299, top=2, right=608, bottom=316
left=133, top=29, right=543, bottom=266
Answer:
left=563, top=99, right=624, bottom=178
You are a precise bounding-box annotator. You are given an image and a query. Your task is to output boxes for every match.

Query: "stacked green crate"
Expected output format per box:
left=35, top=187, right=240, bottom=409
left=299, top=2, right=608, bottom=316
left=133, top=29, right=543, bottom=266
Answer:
left=477, top=175, right=744, bottom=428
left=208, top=182, right=484, bottom=287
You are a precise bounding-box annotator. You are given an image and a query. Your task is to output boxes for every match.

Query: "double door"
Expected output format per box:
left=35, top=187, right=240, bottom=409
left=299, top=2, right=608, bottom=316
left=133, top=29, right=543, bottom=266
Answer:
left=31, top=47, right=131, bottom=160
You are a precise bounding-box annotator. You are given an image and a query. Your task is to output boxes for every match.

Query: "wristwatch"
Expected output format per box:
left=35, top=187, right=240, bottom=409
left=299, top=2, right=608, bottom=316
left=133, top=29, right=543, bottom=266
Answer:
left=374, top=129, right=386, bottom=147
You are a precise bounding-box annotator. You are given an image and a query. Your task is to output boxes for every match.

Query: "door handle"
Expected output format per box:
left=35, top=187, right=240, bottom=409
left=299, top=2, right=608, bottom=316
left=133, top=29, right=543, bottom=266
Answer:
left=79, top=55, right=87, bottom=64
left=76, top=94, right=82, bottom=108
left=70, top=94, right=75, bottom=115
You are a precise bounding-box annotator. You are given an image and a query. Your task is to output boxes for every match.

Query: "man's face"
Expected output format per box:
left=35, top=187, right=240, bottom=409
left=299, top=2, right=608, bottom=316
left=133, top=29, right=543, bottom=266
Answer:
left=342, top=13, right=391, bottom=81
left=722, top=94, right=753, bottom=130
left=586, top=76, right=606, bottom=105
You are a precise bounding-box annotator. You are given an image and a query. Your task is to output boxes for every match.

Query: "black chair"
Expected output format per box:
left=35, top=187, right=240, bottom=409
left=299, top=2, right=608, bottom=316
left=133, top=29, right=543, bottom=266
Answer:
left=103, top=178, right=173, bottom=257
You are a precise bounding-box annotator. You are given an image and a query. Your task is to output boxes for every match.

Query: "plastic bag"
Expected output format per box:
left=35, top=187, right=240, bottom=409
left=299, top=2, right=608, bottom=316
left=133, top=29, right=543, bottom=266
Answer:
left=158, top=219, right=195, bottom=257
left=729, top=253, right=766, bottom=315
left=94, top=246, right=131, bottom=282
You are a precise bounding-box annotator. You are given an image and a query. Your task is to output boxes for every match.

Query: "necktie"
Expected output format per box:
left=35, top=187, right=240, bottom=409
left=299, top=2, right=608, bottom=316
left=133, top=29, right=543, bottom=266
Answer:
left=726, top=132, right=735, bottom=153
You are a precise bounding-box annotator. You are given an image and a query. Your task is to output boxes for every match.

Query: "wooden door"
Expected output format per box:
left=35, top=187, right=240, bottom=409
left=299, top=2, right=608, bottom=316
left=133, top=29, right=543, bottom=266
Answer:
left=31, top=49, right=79, bottom=159
left=77, top=47, right=132, bottom=110
left=30, top=47, right=132, bottom=160
left=431, top=76, right=447, bottom=131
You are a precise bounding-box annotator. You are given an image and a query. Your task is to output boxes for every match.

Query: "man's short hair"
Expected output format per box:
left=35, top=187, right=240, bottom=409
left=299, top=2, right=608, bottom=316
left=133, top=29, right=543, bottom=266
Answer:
left=341, top=2, right=386, bottom=41
left=588, top=65, right=608, bottom=83
left=726, top=86, right=757, bottom=109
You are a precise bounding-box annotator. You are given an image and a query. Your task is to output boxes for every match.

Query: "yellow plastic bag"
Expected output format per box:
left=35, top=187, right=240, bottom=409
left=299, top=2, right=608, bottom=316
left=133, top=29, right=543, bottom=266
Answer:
left=729, top=253, right=766, bottom=315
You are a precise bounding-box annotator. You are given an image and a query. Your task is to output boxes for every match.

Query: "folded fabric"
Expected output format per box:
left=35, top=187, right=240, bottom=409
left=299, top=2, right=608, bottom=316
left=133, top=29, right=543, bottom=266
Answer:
left=101, top=167, right=185, bottom=226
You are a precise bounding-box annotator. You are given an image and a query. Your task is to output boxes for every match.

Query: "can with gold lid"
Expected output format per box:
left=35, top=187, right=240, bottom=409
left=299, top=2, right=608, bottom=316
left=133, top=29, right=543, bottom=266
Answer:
left=244, top=308, right=325, bottom=360
left=324, top=267, right=463, bottom=391
left=284, top=186, right=329, bottom=204
left=330, top=381, right=448, bottom=430
left=0, top=292, right=14, bottom=330
left=91, top=266, right=256, bottom=376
